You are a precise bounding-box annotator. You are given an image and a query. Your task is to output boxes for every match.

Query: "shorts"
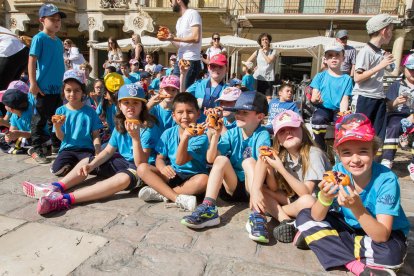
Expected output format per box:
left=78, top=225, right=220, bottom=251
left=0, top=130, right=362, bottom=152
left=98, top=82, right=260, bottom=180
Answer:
left=90, top=154, right=138, bottom=191
left=256, top=80, right=274, bottom=97
left=51, top=149, right=94, bottom=177
left=219, top=179, right=249, bottom=202
left=168, top=172, right=203, bottom=188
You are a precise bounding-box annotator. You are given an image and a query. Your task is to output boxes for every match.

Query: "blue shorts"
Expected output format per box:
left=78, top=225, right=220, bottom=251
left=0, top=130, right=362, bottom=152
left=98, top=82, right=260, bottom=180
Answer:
left=219, top=179, right=249, bottom=202
left=51, top=149, right=94, bottom=177
left=168, top=172, right=207, bottom=188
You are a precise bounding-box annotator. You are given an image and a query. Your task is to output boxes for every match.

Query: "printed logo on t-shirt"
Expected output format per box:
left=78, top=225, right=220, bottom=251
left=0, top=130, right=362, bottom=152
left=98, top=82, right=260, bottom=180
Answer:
left=242, top=147, right=252, bottom=159
left=377, top=194, right=396, bottom=206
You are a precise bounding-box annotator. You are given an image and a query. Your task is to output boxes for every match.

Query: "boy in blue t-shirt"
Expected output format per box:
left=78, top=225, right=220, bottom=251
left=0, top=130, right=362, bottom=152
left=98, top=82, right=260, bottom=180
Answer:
left=181, top=91, right=271, bottom=234
left=28, top=4, right=67, bottom=163
left=266, top=83, right=299, bottom=134
left=241, top=61, right=255, bottom=91
left=137, top=93, right=209, bottom=212
left=120, top=63, right=139, bottom=84
left=310, top=44, right=353, bottom=151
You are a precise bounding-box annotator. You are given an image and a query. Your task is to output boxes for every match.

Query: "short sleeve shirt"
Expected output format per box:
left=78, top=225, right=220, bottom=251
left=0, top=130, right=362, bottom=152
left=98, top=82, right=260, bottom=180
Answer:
left=341, top=45, right=357, bottom=74
left=242, top=74, right=255, bottom=91
left=96, top=102, right=117, bottom=132
left=149, top=104, right=176, bottom=133
left=176, top=9, right=202, bottom=60
left=386, top=80, right=414, bottom=115
left=266, top=99, right=299, bottom=132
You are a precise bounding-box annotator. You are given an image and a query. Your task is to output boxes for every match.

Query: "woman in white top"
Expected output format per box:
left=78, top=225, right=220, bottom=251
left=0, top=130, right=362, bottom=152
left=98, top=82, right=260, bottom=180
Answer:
left=246, top=33, right=277, bottom=101
left=203, top=33, right=226, bottom=64
left=104, top=37, right=123, bottom=70
left=63, top=39, right=85, bottom=70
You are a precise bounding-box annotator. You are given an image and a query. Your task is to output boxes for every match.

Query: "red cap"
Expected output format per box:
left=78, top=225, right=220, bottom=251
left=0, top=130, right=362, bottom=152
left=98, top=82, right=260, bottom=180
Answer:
left=209, top=54, right=227, bottom=67
left=334, top=113, right=375, bottom=148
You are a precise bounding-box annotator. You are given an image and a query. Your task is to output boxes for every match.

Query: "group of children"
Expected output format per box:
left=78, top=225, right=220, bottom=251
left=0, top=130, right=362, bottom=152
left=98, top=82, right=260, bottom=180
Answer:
left=0, top=4, right=410, bottom=275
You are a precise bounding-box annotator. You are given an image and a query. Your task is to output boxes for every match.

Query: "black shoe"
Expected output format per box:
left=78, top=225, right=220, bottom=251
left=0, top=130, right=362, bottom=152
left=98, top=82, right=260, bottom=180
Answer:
left=360, top=266, right=396, bottom=276
left=293, top=231, right=310, bottom=250
left=273, top=219, right=297, bottom=243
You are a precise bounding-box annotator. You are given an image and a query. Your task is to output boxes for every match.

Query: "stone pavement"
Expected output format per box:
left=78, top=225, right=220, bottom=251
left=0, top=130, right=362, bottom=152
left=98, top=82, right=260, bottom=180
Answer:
left=0, top=151, right=413, bottom=275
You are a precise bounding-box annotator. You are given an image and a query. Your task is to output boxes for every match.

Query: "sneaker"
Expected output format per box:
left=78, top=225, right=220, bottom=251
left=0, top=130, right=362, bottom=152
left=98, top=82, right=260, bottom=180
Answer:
left=138, top=186, right=166, bottom=202
left=360, top=265, right=396, bottom=276
left=30, top=149, right=49, bottom=164
left=273, top=219, right=297, bottom=243
left=51, top=146, right=59, bottom=155
left=22, top=181, right=60, bottom=199
left=408, top=163, right=414, bottom=181
left=245, top=211, right=269, bottom=243
left=381, top=159, right=393, bottom=169
left=181, top=203, right=220, bottom=229
left=37, top=192, right=70, bottom=215
left=293, top=231, right=310, bottom=250
left=175, top=194, right=196, bottom=211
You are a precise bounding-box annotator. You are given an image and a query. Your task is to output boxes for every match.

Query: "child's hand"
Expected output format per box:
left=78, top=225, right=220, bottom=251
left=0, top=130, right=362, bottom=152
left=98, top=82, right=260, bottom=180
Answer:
left=318, top=180, right=338, bottom=201
left=380, top=52, right=395, bottom=69
left=337, top=185, right=363, bottom=210
left=125, top=120, right=141, bottom=140
left=393, top=96, right=407, bottom=107
left=408, top=114, right=414, bottom=124
left=250, top=188, right=266, bottom=214
left=263, top=152, right=283, bottom=171
left=79, top=164, right=92, bottom=177
left=160, top=165, right=176, bottom=179
left=311, top=90, right=322, bottom=104
left=148, top=93, right=162, bottom=107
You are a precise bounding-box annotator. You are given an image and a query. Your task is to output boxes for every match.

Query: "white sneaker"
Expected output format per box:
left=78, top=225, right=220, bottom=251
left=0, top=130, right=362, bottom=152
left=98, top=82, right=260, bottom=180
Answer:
left=407, top=163, right=414, bottom=181
left=175, top=194, right=196, bottom=211
left=381, top=159, right=393, bottom=169
left=138, top=186, right=166, bottom=202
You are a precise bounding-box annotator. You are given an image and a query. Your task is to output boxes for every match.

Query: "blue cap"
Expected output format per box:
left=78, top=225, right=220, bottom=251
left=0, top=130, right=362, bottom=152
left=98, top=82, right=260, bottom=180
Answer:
left=39, top=3, right=67, bottom=18
left=140, top=71, right=150, bottom=79
left=63, top=69, right=85, bottom=85
left=154, top=64, right=164, bottom=74
left=223, top=90, right=268, bottom=115
left=118, top=83, right=147, bottom=103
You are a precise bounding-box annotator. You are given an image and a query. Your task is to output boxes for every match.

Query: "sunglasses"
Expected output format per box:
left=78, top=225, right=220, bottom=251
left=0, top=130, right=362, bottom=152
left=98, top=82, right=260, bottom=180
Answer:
left=213, top=37, right=220, bottom=41
left=339, top=37, right=348, bottom=40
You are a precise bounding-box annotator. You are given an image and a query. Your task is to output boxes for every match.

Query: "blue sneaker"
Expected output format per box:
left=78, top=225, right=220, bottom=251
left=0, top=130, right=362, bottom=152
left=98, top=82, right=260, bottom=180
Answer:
left=245, top=211, right=269, bottom=243
left=181, top=203, right=220, bottom=229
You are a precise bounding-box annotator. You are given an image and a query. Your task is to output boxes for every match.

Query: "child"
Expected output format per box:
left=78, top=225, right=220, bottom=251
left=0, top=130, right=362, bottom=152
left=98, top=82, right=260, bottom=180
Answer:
left=165, top=55, right=177, bottom=76
left=181, top=91, right=271, bottom=237
left=144, top=53, right=156, bottom=74
left=50, top=70, right=103, bottom=177
left=310, top=44, right=353, bottom=151
left=296, top=113, right=410, bottom=276
left=79, top=62, right=95, bottom=96
left=28, top=3, right=67, bottom=164
left=352, top=14, right=397, bottom=140
left=250, top=110, right=330, bottom=243
left=147, top=75, right=180, bottom=133
left=241, top=61, right=255, bottom=91
left=214, top=87, right=242, bottom=131
left=129, top=59, right=141, bottom=81
left=266, top=83, right=299, bottom=134
left=89, top=79, right=104, bottom=108
left=382, top=53, right=414, bottom=174
left=96, top=73, right=124, bottom=133
left=149, top=65, right=165, bottom=92
left=137, top=93, right=209, bottom=211
left=120, top=62, right=139, bottom=84
left=22, top=83, right=160, bottom=214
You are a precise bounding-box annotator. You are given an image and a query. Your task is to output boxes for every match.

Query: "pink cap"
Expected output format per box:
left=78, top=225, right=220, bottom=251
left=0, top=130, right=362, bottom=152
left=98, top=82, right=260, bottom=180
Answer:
left=209, top=54, right=227, bottom=67
left=272, top=110, right=303, bottom=136
left=170, top=55, right=177, bottom=60
left=160, top=75, right=180, bottom=90
left=334, top=113, right=375, bottom=148
left=129, top=59, right=139, bottom=65
left=216, top=87, right=242, bottom=102
left=0, top=80, right=29, bottom=101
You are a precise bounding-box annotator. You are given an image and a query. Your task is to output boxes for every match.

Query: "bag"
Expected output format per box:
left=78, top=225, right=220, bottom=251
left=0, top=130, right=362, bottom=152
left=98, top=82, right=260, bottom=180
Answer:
left=0, top=32, right=32, bottom=47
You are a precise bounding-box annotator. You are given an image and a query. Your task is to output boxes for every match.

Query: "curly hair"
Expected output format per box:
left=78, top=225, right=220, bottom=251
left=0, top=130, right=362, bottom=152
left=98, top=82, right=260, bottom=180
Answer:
left=257, top=33, right=272, bottom=47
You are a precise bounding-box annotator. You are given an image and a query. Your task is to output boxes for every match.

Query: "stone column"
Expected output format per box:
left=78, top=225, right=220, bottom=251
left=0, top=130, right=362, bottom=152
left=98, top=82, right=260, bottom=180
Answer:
left=88, top=30, right=99, bottom=78
left=391, top=28, right=411, bottom=75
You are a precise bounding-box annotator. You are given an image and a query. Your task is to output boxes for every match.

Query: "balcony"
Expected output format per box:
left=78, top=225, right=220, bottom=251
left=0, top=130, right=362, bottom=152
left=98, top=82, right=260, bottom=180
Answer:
left=233, top=0, right=401, bottom=15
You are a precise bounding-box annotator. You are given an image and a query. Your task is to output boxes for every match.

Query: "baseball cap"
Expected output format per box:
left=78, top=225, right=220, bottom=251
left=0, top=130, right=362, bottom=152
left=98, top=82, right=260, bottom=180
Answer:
left=104, top=72, right=124, bottom=93
left=1, top=89, right=28, bottom=110
left=140, top=71, right=150, bottom=79
left=334, top=113, right=375, bottom=148
left=403, top=54, right=414, bottom=69
left=118, top=83, right=146, bottom=103
left=0, top=80, right=29, bottom=102
left=335, top=30, right=348, bottom=39
left=209, top=54, right=227, bottom=67
left=366, top=14, right=399, bottom=35
left=272, top=110, right=303, bottom=136
left=170, top=55, right=177, bottom=60
left=63, top=69, right=85, bottom=85
left=216, top=87, right=242, bottom=102
left=154, top=64, right=164, bottom=74
left=223, top=90, right=268, bottom=115
left=242, top=61, right=254, bottom=70
left=160, top=75, right=180, bottom=90
left=324, top=42, right=344, bottom=53
left=129, top=59, right=139, bottom=65
left=39, top=3, right=66, bottom=18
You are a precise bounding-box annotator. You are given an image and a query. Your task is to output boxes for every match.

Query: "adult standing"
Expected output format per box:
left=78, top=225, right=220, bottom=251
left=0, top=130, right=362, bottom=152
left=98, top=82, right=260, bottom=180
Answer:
left=63, top=39, right=85, bottom=70
left=130, top=34, right=145, bottom=69
left=202, top=33, right=226, bottom=64
left=160, top=0, right=202, bottom=91
left=335, top=29, right=356, bottom=76
left=104, top=37, right=123, bottom=70
left=246, top=33, right=276, bottom=101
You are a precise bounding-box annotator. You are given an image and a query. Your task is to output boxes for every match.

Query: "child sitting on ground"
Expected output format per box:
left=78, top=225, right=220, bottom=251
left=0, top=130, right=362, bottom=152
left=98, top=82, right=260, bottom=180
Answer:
left=296, top=113, right=410, bottom=276
left=137, top=93, right=209, bottom=211
left=120, top=62, right=139, bottom=84
left=181, top=91, right=271, bottom=240
left=213, top=86, right=242, bottom=132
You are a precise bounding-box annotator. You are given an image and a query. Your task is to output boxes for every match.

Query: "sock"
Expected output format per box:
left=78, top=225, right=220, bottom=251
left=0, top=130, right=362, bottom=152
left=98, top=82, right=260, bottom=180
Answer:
left=202, top=197, right=216, bottom=206
left=62, top=193, right=75, bottom=205
left=52, top=181, right=66, bottom=192
left=345, top=260, right=365, bottom=276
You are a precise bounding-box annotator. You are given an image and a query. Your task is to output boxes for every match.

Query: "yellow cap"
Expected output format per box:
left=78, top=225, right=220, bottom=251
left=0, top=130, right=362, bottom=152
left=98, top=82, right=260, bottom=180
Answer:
left=104, top=73, right=124, bottom=93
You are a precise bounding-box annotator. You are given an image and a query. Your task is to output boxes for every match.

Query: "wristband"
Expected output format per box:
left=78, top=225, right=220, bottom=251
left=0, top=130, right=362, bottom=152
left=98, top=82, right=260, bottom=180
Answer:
left=318, top=191, right=333, bottom=207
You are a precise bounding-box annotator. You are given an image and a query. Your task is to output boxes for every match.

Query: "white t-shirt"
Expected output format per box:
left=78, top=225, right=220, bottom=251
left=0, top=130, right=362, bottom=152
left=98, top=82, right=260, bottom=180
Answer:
left=206, top=46, right=226, bottom=59
left=176, top=9, right=202, bottom=61
left=64, top=46, right=85, bottom=70
left=0, top=27, right=25, bottom=57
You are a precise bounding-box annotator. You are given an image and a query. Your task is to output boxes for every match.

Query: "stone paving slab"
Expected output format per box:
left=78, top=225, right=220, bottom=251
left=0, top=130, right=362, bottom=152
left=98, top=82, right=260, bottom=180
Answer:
left=0, top=221, right=107, bottom=275
left=0, top=216, right=25, bottom=236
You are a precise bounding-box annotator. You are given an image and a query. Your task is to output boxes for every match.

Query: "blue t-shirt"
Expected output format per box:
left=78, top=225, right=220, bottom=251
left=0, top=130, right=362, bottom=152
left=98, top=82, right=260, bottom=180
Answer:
left=29, top=32, right=65, bottom=94
left=310, top=70, right=353, bottom=110
left=165, top=68, right=173, bottom=76
left=96, top=102, right=117, bottom=132
left=109, top=125, right=160, bottom=165
left=53, top=105, right=103, bottom=152
left=242, top=74, right=255, bottom=91
left=223, top=117, right=237, bottom=130
left=149, top=105, right=175, bottom=133
left=266, top=99, right=299, bottom=133
left=149, top=77, right=161, bottom=92
left=10, top=94, right=36, bottom=132
left=155, top=125, right=208, bottom=174
left=218, top=126, right=271, bottom=181
left=333, top=162, right=410, bottom=236
left=130, top=72, right=141, bottom=81
left=123, top=74, right=139, bottom=85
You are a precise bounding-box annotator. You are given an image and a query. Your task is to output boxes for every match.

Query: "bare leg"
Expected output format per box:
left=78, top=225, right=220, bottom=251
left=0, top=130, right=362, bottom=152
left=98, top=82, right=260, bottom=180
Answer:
left=59, top=157, right=90, bottom=189
left=173, top=174, right=208, bottom=195
left=262, top=188, right=291, bottom=221
left=281, top=194, right=315, bottom=218
left=242, top=157, right=256, bottom=193
left=204, top=156, right=238, bottom=199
